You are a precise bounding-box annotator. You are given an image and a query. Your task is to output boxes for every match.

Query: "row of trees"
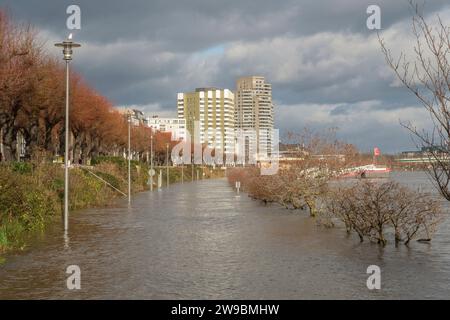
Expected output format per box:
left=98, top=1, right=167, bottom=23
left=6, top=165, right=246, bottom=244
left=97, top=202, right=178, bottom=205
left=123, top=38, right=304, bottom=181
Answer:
left=0, top=10, right=172, bottom=164
left=229, top=129, right=361, bottom=216
left=227, top=129, right=443, bottom=246
left=323, top=181, right=442, bottom=245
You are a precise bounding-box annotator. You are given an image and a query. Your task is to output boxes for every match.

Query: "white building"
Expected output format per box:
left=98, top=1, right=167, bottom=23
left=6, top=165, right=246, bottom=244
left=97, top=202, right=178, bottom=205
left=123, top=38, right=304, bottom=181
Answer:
left=146, top=116, right=186, bottom=141
left=177, top=88, right=235, bottom=156
left=235, top=76, right=275, bottom=159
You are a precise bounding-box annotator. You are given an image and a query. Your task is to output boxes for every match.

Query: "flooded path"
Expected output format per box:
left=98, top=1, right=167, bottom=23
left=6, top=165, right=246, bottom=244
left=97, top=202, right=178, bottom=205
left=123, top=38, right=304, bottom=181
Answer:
left=1, top=173, right=449, bottom=299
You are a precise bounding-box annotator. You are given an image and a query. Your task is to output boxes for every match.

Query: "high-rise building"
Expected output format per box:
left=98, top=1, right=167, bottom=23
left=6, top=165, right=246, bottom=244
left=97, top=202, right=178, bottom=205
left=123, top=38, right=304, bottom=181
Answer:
left=235, top=76, right=274, bottom=159
left=177, top=88, right=235, bottom=156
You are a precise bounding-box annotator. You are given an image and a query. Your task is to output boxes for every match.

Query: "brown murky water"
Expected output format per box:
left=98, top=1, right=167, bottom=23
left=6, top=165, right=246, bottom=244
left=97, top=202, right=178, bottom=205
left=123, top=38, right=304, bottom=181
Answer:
left=0, top=172, right=449, bottom=299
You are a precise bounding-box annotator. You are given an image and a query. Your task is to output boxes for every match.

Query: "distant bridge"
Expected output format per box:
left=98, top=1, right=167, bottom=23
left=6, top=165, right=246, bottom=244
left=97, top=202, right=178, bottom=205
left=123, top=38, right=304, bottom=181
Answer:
left=396, top=157, right=450, bottom=164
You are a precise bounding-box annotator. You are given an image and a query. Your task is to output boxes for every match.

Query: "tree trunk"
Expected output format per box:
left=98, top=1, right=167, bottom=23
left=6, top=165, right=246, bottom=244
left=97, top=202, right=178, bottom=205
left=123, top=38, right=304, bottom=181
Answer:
left=1, top=122, right=18, bottom=161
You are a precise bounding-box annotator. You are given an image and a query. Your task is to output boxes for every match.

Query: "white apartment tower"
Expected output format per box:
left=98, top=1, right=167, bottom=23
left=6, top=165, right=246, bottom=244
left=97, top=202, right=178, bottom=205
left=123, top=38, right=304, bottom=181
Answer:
left=235, top=76, right=274, bottom=159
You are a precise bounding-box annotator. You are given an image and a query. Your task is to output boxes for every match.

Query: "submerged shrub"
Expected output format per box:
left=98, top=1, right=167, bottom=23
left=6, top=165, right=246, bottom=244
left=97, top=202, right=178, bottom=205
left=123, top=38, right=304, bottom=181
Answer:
left=323, top=181, right=443, bottom=246
left=0, top=165, right=58, bottom=252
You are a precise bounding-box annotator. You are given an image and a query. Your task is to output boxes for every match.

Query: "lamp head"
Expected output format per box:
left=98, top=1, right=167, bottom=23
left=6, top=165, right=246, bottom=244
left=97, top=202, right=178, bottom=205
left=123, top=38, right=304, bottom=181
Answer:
left=55, top=34, right=81, bottom=61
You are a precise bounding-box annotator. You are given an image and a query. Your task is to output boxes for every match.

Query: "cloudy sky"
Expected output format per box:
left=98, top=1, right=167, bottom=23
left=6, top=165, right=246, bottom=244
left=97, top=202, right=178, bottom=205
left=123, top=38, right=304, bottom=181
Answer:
left=1, top=0, right=449, bottom=153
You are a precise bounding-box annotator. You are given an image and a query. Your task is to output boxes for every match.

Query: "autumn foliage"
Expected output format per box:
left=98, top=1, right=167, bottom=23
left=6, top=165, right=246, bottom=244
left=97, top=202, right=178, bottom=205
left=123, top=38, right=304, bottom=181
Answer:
left=0, top=10, right=170, bottom=163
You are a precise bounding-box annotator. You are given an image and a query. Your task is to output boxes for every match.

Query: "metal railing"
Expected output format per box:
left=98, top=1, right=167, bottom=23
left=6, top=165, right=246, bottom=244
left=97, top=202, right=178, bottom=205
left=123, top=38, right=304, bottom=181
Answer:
left=83, top=168, right=127, bottom=197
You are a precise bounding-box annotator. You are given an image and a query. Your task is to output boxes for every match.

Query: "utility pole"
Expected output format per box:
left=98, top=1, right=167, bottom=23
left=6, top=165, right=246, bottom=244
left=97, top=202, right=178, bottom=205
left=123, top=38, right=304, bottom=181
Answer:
left=55, top=35, right=81, bottom=232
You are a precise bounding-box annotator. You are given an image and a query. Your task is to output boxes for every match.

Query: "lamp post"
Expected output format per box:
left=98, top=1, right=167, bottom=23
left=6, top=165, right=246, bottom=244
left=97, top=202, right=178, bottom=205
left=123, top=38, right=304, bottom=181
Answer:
left=150, top=132, right=154, bottom=191
left=166, top=143, right=169, bottom=187
left=181, top=162, right=184, bottom=184
left=128, top=110, right=132, bottom=204
left=55, top=35, right=81, bottom=232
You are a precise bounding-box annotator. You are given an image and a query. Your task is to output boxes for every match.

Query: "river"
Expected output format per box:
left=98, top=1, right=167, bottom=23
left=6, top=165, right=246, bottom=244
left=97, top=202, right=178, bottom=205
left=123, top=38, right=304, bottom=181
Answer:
left=0, top=171, right=449, bottom=299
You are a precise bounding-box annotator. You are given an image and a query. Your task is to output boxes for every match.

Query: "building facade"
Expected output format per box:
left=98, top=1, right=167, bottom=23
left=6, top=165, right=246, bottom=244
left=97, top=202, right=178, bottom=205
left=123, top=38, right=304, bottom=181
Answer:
left=235, top=76, right=274, bottom=159
left=177, top=88, right=235, bottom=155
left=146, top=116, right=186, bottom=141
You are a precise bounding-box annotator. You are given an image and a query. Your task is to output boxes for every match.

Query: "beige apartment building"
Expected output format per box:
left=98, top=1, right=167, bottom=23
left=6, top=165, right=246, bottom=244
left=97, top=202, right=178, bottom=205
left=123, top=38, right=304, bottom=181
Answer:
left=177, top=88, right=235, bottom=156
left=235, top=76, right=274, bottom=159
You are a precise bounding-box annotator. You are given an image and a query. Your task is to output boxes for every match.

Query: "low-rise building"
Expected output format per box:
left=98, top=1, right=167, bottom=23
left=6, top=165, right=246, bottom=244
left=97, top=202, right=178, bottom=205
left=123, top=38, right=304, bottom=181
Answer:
left=146, top=116, right=186, bottom=141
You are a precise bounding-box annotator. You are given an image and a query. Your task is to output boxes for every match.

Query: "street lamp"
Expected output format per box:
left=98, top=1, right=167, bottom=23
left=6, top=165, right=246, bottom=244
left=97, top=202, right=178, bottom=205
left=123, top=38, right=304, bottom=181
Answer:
left=127, top=110, right=132, bottom=204
left=191, top=160, right=194, bottom=182
left=55, top=34, right=81, bottom=232
left=150, top=132, right=154, bottom=191
left=166, top=143, right=170, bottom=187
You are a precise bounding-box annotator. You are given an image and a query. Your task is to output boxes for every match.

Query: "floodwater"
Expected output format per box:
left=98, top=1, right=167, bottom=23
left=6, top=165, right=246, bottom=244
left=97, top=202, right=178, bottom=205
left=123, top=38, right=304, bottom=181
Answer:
left=0, top=171, right=449, bottom=299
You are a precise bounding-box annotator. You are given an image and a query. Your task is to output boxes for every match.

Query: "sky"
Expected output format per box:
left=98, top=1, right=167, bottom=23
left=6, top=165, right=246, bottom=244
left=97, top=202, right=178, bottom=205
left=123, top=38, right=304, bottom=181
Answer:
left=1, top=0, right=449, bottom=153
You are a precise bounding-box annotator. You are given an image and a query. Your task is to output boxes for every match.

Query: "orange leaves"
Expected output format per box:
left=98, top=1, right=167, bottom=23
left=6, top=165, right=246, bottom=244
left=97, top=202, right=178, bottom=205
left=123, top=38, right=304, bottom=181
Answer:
left=1, top=9, right=161, bottom=161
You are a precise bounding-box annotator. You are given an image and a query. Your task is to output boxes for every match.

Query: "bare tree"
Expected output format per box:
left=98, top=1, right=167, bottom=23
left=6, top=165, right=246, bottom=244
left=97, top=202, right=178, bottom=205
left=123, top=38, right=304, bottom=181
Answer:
left=379, top=1, right=450, bottom=200
left=227, top=128, right=358, bottom=216
left=324, top=181, right=442, bottom=246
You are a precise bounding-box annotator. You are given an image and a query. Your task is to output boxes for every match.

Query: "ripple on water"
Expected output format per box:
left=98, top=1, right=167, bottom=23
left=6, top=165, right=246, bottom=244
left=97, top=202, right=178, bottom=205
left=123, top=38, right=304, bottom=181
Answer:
left=1, top=175, right=450, bottom=299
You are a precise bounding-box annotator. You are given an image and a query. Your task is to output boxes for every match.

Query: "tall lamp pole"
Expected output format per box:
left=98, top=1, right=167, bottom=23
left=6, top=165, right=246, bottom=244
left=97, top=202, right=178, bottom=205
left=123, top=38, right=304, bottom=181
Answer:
left=150, top=132, right=154, bottom=191
left=181, top=161, right=184, bottom=184
left=55, top=35, right=81, bottom=232
left=128, top=111, right=132, bottom=204
left=166, top=143, right=170, bottom=187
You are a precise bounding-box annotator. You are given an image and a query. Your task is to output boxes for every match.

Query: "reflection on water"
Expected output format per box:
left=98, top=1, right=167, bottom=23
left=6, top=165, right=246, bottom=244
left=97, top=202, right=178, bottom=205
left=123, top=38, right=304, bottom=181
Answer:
left=0, top=172, right=449, bottom=299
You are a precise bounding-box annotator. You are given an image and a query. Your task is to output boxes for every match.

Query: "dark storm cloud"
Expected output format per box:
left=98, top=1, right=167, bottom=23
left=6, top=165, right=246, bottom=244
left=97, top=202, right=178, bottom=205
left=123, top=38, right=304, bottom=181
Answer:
left=5, top=0, right=449, bottom=48
left=1, top=0, right=449, bottom=152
